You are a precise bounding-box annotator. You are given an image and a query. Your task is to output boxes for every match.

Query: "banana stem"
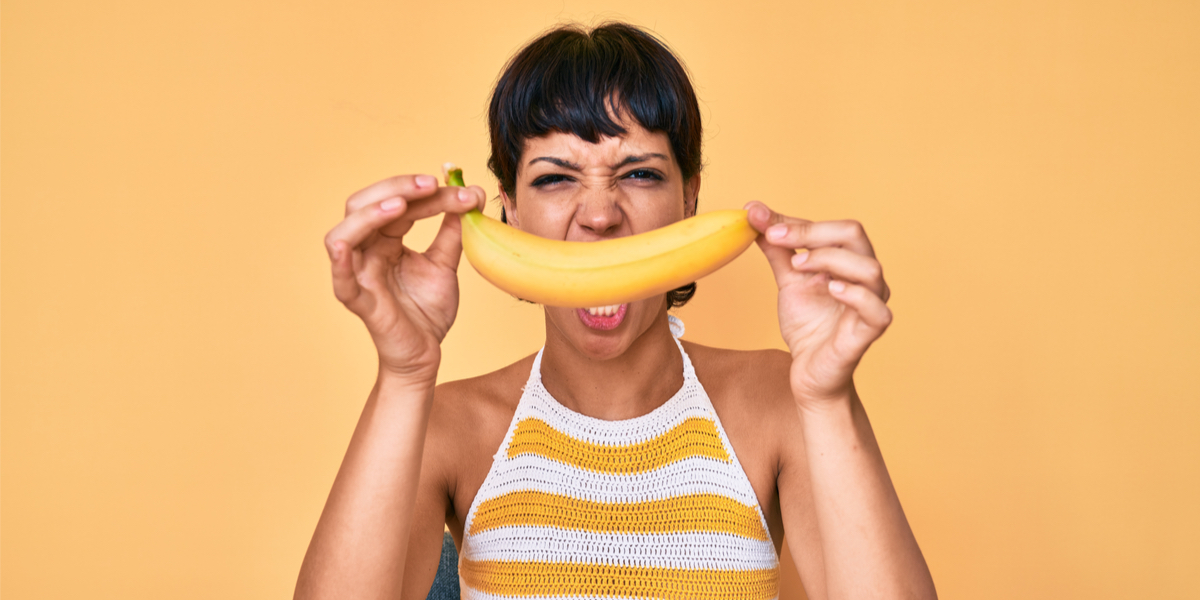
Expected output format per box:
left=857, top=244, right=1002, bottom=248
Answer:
left=442, top=163, right=465, bottom=187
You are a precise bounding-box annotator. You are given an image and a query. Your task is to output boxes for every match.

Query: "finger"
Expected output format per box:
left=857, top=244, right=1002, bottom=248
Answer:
left=792, top=247, right=887, bottom=299
left=395, top=185, right=486, bottom=220
left=325, top=196, right=410, bottom=256
left=377, top=185, right=486, bottom=238
left=329, top=241, right=363, bottom=306
left=746, top=201, right=875, bottom=257
left=424, top=211, right=465, bottom=270
left=827, top=279, right=893, bottom=332
left=345, top=174, right=440, bottom=215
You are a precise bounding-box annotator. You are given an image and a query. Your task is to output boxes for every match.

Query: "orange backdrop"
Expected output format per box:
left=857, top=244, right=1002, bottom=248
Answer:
left=3, top=1, right=1198, bottom=598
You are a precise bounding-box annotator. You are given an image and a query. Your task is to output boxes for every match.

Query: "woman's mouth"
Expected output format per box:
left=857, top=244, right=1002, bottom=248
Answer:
left=576, top=304, right=628, bottom=330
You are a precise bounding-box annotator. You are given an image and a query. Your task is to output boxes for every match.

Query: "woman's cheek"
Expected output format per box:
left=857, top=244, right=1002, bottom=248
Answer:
left=517, top=200, right=573, bottom=239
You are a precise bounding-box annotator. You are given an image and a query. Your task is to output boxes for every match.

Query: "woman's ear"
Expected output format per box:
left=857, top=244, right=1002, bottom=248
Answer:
left=684, top=174, right=701, bottom=217
left=499, top=187, right=519, bottom=227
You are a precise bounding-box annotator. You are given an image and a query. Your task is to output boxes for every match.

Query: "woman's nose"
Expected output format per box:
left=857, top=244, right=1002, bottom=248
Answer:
left=574, top=190, right=624, bottom=238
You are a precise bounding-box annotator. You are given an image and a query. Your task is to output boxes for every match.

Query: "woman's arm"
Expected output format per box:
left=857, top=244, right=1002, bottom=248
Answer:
left=296, top=374, right=439, bottom=599
left=747, top=201, right=937, bottom=600
left=791, top=387, right=932, bottom=600
left=295, top=174, right=486, bottom=599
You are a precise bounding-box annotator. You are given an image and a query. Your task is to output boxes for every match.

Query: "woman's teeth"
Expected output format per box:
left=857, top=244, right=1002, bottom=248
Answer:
left=586, top=305, right=621, bottom=317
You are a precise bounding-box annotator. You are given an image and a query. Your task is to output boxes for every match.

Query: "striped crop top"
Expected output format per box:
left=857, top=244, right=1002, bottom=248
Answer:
left=459, top=318, right=780, bottom=599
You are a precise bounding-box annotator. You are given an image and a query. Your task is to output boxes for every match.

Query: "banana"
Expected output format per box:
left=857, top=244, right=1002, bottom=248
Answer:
left=459, top=208, right=757, bottom=308
left=444, top=164, right=757, bottom=307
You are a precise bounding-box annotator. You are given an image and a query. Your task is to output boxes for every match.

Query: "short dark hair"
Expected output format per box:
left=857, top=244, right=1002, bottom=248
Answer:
left=487, top=22, right=703, bottom=307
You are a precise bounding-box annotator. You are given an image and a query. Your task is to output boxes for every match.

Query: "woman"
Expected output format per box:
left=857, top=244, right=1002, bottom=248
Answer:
left=297, top=23, right=936, bottom=600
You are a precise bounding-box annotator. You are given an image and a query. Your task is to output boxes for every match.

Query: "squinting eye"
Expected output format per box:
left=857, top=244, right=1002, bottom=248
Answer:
left=624, top=169, right=663, bottom=181
left=531, top=174, right=570, bottom=187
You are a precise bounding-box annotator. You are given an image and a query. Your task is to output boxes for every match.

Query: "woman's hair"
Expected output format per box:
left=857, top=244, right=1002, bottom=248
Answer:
left=487, top=22, right=702, bottom=308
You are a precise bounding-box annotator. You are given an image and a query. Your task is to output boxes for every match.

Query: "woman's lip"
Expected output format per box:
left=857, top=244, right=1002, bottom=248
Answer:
left=576, top=304, right=628, bottom=330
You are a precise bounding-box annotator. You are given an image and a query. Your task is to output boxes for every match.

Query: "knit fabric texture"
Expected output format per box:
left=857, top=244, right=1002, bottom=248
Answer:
left=459, top=317, right=780, bottom=599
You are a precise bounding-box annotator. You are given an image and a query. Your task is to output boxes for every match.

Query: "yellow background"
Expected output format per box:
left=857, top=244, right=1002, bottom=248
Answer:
left=3, top=0, right=1198, bottom=598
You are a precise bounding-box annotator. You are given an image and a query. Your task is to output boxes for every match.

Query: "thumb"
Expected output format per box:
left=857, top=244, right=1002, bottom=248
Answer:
left=424, top=211, right=465, bottom=270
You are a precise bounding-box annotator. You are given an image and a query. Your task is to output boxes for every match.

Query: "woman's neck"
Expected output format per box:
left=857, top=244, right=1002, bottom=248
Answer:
left=539, top=310, right=684, bottom=421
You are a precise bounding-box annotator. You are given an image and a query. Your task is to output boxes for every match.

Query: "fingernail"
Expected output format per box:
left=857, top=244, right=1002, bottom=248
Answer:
left=458, top=188, right=472, bottom=203
left=829, top=280, right=845, bottom=293
left=792, top=252, right=809, bottom=267
left=767, top=224, right=788, bottom=240
left=751, top=206, right=770, bottom=222
left=415, top=175, right=436, bottom=188
left=381, top=198, right=402, bottom=211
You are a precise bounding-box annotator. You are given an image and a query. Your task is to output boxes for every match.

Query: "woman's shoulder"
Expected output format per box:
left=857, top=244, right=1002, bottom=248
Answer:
left=680, top=341, right=793, bottom=406
left=421, top=355, right=537, bottom=519
left=430, top=354, right=533, bottom=433
left=680, top=341, right=799, bottom=456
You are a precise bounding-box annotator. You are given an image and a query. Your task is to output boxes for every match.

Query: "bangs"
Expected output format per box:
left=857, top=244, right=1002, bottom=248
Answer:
left=488, top=23, right=702, bottom=198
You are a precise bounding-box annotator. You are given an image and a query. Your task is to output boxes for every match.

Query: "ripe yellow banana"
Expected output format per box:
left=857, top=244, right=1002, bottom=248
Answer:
left=446, top=165, right=757, bottom=307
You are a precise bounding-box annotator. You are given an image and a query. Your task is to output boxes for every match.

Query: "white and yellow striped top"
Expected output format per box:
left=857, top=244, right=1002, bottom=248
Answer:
left=459, top=319, right=780, bottom=600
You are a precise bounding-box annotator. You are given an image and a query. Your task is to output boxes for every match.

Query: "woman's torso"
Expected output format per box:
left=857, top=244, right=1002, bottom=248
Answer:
left=439, top=323, right=796, bottom=599
left=435, top=343, right=796, bottom=551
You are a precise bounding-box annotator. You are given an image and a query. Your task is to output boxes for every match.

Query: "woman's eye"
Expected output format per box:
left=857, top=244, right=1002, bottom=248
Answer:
left=531, top=174, right=570, bottom=187
left=624, top=169, right=663, bottom=181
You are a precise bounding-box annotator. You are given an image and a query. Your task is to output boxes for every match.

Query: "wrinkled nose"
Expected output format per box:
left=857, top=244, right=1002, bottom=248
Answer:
left=574, top=188, right=624, bottom=238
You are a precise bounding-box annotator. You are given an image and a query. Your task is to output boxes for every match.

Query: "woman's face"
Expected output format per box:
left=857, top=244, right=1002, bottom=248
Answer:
left=500, top=120, right=699, bottom=360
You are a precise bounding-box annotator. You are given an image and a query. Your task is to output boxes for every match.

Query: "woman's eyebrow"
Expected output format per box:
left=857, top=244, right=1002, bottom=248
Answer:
left=527, top=153, right=669, bottom=170
left=611, top=153, right=669, bottom=169
left=527, top=156, right=583, bottom=170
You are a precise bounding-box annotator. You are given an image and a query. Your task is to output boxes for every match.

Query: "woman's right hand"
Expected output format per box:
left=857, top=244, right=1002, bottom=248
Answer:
left=324, top=174, right=486, bottom=384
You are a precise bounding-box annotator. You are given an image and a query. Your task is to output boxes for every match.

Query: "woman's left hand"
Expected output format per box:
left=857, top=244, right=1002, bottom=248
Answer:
left=746, top=201, right=893, bottom=409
